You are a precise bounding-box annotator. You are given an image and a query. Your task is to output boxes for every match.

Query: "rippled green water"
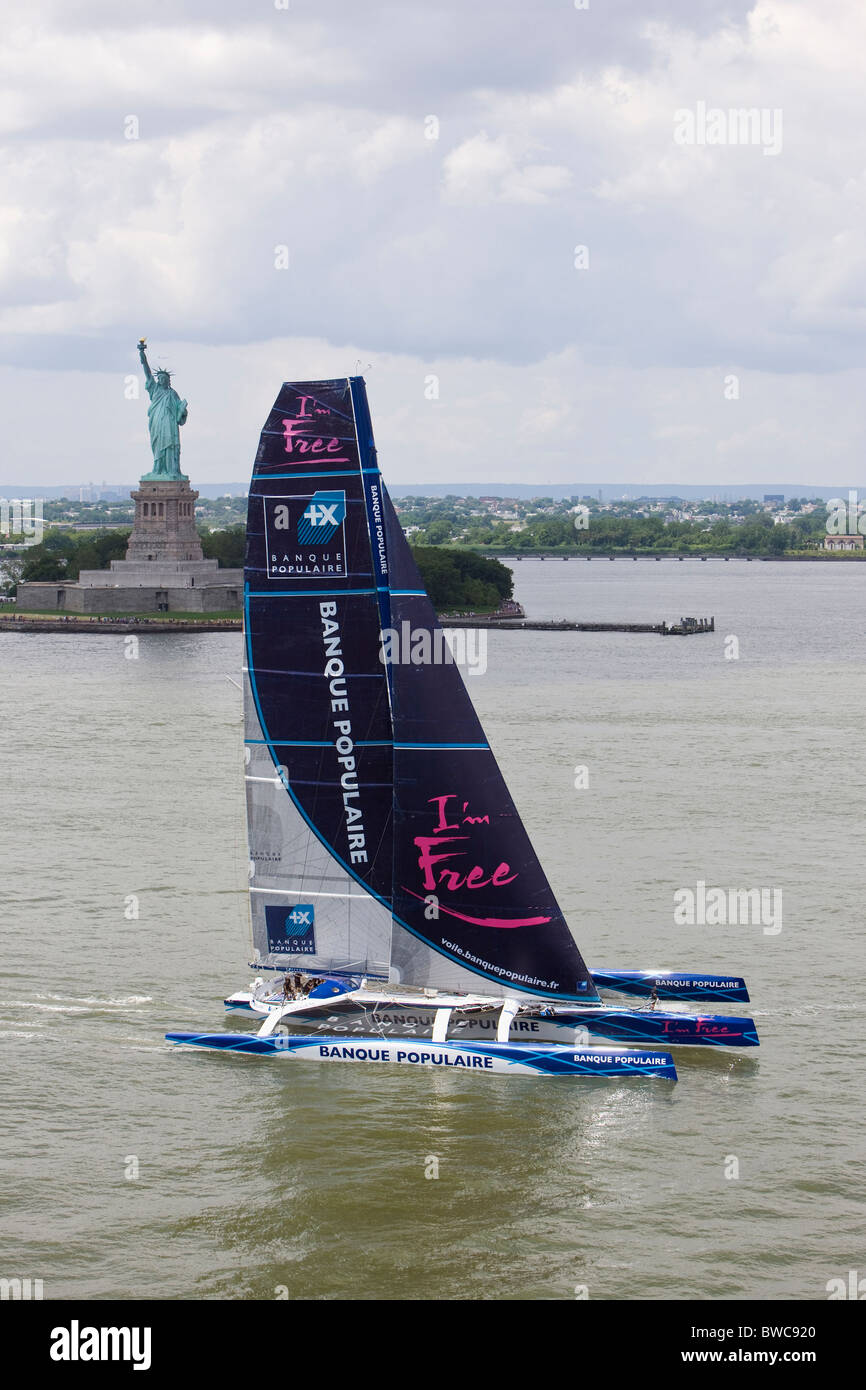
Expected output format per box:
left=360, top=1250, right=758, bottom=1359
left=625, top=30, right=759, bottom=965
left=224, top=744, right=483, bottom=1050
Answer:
left=1, top=561, right=863, bottom=1300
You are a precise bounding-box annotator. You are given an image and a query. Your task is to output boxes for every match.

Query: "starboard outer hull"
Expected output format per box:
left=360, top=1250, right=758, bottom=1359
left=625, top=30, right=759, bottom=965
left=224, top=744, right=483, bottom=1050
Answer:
left=592, top=971, right=750, bottom=1003
left=166, top=1032, right=677, bottom=1079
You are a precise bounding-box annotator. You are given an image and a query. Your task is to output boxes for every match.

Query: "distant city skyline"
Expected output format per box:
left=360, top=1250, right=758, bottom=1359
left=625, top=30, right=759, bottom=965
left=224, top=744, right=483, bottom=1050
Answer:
left=2, top=481, right=864, bottom=504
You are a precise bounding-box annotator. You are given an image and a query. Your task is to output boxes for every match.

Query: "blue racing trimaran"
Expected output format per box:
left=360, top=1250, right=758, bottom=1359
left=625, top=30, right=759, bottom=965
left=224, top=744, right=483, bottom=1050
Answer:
left=167, top=378, right=758, bottom=1080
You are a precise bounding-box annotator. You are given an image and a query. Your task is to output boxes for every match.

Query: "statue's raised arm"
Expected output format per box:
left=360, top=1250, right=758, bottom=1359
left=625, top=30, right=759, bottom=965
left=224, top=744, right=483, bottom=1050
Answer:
left=137, top=338, right=154, bottom=385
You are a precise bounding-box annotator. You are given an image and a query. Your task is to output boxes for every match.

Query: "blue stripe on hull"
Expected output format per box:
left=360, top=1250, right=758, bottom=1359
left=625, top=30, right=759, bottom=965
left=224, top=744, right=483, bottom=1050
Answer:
left=166, top=1032, right=677, bottom=1079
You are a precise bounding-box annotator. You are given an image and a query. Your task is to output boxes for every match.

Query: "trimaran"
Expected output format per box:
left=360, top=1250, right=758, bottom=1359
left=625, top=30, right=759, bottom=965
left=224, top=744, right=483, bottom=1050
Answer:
left=167, top=378, right=758, bottom=1080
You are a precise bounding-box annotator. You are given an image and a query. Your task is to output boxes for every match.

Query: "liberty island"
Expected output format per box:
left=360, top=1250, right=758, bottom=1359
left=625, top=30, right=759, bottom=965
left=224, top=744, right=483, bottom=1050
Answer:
left=17, top=342, right=243, bottom=614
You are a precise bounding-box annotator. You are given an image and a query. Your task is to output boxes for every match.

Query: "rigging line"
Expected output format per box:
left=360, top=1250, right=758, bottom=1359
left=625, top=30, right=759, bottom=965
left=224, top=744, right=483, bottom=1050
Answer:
left=365, top=1001, right=390, bottom=1042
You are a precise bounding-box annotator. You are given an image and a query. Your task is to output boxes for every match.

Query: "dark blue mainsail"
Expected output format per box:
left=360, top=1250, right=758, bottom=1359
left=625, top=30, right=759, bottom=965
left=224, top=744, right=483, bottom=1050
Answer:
left=244, top=377, right=598, bottom=1002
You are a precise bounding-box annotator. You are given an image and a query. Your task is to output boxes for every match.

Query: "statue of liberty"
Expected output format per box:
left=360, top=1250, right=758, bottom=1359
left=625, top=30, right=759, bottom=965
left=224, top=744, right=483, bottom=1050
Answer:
left=137, top=339, right=188, bottom=479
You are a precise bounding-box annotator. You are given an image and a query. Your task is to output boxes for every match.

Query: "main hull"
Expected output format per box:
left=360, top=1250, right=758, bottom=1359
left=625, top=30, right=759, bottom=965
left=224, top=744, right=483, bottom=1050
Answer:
left=166, top=1031, right=677, bottom=1079
left=223, top=989, right=758, bottom=1048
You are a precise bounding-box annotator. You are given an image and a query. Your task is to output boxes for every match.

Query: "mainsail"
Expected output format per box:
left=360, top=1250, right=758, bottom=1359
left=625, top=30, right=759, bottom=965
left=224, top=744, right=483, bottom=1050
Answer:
left=244, top=378, right=600, bottom=1003
left=244, top=380, right=393, bottom=977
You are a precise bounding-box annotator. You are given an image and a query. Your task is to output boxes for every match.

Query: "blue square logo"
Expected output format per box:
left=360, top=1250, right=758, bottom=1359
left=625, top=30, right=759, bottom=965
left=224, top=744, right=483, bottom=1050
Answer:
left=265, top=904, right=316, bottom=955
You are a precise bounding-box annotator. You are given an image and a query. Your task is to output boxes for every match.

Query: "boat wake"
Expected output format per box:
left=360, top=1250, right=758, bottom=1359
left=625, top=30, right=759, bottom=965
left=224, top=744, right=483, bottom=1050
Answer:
left=1, top=994, right=153, bottom=1013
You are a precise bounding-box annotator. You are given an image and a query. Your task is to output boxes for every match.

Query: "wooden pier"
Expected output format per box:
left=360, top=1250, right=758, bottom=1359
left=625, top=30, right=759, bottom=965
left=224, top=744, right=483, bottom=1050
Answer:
left=0, top=613, right=715, bottom=638
left=441, top=616, right=715, bottom=636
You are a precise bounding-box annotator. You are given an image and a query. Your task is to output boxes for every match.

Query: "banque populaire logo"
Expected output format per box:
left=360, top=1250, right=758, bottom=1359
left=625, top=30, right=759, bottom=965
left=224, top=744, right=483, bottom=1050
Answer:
left=265, top=904, right=317, bottom=955
left=297, top=492, right=346, bottom=545
left=263, top=491, right=347, bottom=579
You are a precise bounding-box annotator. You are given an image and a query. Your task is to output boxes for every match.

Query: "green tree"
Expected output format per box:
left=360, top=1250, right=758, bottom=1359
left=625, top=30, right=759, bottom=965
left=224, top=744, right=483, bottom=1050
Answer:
left=411, top=547, right=513, bottom=609
left=201, top=525, right=245, bottom=567
left=421, top=519, right=454, bottom=545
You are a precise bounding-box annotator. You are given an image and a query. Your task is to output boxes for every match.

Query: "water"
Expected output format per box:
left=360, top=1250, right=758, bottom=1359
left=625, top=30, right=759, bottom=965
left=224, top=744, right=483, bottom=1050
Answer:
left=1, top=560, right=863, bottom=1300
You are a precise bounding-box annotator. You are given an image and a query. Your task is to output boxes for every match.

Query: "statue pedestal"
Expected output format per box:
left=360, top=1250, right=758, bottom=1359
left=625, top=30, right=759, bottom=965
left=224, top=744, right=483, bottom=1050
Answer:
left=126, top=478, right=203, bottom=564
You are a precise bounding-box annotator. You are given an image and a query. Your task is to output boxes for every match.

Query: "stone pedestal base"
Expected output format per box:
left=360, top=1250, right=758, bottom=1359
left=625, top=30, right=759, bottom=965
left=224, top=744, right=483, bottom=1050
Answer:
left=18, top=578, right=243, bottom=614
left=126, top=478, right=203, bottom=563
left=79, top=558, right=232, bottom=587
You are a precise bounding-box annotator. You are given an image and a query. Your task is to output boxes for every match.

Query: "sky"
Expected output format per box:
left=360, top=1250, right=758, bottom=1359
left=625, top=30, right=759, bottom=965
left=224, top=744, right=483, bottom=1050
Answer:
left=2, top=0, right=865, bottom=488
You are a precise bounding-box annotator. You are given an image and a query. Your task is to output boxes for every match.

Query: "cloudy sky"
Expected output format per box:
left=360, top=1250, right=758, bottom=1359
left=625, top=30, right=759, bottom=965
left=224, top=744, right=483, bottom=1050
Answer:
left=2, top=0, right=865, bottom=487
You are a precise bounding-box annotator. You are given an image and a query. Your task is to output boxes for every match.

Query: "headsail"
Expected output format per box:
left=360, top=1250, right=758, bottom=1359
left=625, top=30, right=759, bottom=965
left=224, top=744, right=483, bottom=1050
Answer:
left=244, top=380, right=393, bottom=977
left=381, top=487, right=600, bottom=1003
